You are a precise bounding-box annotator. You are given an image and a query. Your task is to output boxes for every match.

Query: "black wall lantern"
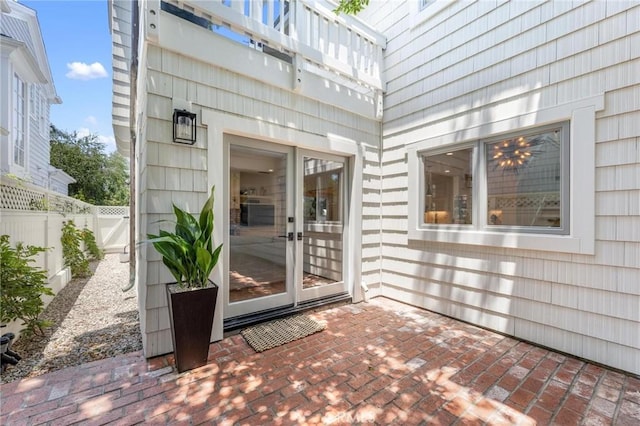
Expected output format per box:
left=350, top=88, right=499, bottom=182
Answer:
left=173, top=109, right=197, bottom=144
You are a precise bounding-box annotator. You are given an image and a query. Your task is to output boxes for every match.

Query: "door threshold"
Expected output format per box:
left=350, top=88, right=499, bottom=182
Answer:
left=223, top=292, right=352, bottom=334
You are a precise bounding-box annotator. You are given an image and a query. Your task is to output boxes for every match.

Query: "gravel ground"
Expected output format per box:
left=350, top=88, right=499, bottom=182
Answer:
left=1, top=254, right=142, bottom=384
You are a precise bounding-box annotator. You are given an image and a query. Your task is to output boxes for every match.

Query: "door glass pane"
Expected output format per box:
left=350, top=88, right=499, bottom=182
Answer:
left=303, top=157, right=343, bottom=289
left=229, top=145, right=287, bottom=302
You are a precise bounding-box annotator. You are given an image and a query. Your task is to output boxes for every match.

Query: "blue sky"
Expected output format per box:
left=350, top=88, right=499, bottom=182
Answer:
left=22, top=0, right=116, bottom=153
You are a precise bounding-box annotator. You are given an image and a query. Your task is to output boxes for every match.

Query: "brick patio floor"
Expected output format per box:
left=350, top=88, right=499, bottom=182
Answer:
left=1, top=298, right=639, bottom=425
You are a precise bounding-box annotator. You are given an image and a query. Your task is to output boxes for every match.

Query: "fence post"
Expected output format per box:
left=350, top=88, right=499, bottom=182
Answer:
left=94, top=205, right=103, bottom=250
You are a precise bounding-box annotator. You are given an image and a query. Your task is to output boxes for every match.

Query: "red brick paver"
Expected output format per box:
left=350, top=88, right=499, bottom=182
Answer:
left=1, top=298, right=639, bottom=425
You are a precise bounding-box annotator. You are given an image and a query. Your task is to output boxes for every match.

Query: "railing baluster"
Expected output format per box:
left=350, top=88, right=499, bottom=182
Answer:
left=373, top=45, right=380, bottom=80
left=303, top=6, right=314, bottom=47
left=328, top=19, right=338, bottom=59
left=283, top=0, right=289, bottom=35
left=352, top=32, right=360, bottom=72
left=266, top=0, right=274, bottom=28
left=230, top=0, right=243, bottom=14
left=251, top=0, right=263, bottom=23
left=337, top=25, right=348, bottom=64
left=364, top=40, right=371, bottom=74
left=319, top=14, right=327, bottom=55
left=312, top=11, right=319, bottom=51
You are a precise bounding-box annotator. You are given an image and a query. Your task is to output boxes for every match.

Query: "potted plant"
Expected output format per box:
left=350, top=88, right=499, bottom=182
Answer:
left=146, top=186, right=223, bottom=372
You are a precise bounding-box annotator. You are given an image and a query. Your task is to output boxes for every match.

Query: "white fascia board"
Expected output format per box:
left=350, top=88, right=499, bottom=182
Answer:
left=8, top=0, right=60, bottom=98
left=158, top=12, right=292, bottom=90
left=113, top=123, right=131, bottom=157
left=1, top=37, right=48, bottom=83
left=201, top=109, right=360, bottom=157
left=297, top=70, right=376, bottom=119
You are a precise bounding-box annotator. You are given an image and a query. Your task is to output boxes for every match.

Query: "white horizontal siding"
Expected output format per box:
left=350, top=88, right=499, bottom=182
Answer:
left=372, top=0, right=640, bottom=375
left=137, top=41, right=381, bottom=357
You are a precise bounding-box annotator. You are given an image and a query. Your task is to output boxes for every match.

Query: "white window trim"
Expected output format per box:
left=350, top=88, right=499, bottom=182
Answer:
left=40, top=96, right=47, bottom=136
left=30, top=85, right=47, bottom=137
left=12, top=73, right=27, bottom=172
left=29, top=84, right=37, bottom=119
left=407, top=95, right=603, bottom=255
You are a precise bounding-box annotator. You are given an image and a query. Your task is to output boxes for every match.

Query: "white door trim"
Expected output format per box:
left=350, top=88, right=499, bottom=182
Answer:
left=202, top=109, right=364, bottom=338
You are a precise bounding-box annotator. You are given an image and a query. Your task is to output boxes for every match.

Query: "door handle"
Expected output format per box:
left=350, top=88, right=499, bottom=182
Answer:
left=297, top=232, right=303, bottom=241
left=288, top=232, right=294, bottom=241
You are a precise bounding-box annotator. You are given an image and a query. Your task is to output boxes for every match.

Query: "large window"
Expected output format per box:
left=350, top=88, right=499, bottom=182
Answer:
left=30, top=85, right=47, bottom=136
left=420, top=123, right=569, bottom=234
left=12, top=74, right=26, bottom=168
left=408, top=96, right=600, bottom=254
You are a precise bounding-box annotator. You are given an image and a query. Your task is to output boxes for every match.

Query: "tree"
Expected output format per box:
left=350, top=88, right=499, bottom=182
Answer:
left=50, top=125, right=129, bottom=205
left=334, top=0, right=369, bottom=15
left=104, top=152, right=130, bottom=205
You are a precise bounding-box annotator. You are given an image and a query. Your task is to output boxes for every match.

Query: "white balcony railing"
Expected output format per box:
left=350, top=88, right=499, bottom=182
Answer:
left=148, top=0, right=386, bottom=118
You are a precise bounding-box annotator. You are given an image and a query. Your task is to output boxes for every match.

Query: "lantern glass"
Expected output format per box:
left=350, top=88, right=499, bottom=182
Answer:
left=173, top=109, right=196, bottom=144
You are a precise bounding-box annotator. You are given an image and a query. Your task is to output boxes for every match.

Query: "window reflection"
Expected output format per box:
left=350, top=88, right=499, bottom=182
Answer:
left=486, top=129, right=562, bottom=228
left=303, top=158, right=342, bottom=223
left=423, top=148, right=474, bottom=225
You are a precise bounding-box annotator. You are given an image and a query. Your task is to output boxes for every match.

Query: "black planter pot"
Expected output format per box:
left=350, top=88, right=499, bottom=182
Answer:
left=166, top=281, right=218, bottom=373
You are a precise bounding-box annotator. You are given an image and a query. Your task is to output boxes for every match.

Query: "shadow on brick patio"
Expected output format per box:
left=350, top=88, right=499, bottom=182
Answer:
left=1, top=298, right=639, bottom=424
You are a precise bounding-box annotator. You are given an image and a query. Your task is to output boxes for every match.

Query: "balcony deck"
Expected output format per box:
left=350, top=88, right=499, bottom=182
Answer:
left=111, top=0, right=387, bottom=156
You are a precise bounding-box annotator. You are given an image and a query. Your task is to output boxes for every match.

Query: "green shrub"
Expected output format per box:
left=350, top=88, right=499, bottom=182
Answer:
left=61, top=220, right=90, bottom=277
left=82, top=227, right=103, bottom=260
left=0, top=235, right=53, bottom=336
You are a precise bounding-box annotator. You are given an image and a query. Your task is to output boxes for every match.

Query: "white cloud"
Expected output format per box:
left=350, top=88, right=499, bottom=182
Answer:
left=85, top=116, right=98, bottom=125
left=76, top=127, right=91, bottom=138
left=65, top=62, right=108, bottom=80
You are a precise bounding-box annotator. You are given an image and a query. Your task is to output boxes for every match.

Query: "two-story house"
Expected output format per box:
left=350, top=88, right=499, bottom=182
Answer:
left=110, top=0, right=639, bottom=376
left=0, top=0, right=74, bottom=194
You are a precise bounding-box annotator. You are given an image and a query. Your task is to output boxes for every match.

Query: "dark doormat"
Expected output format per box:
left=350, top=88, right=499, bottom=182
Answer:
left=241, top=315, right=326, bottom=352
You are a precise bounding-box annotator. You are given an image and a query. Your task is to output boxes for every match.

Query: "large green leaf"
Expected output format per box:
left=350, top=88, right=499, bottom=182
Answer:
left=144, top=186, right=223, bottom=288
left=173, top=204, right=201, bottom=244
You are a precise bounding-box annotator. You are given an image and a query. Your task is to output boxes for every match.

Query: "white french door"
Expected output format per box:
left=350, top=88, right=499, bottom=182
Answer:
left=225, top=140, right=295, bottom=318
left=224, top=140, right=348, bottom=319
left=296, top=150, right=348, bottom=303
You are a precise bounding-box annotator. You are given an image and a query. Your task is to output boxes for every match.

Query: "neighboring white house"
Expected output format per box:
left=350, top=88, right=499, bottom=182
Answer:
left=110, top=0, right=639, bottom=376
left=0, top=0, right=74, bottom=194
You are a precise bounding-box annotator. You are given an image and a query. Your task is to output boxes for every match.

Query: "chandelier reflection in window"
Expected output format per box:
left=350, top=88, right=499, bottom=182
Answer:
left=490, top=131, right=558, bottom=174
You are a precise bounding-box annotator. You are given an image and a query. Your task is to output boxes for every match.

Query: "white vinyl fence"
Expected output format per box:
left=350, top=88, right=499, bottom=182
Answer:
left=0, top=176, right=129, bottom=337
